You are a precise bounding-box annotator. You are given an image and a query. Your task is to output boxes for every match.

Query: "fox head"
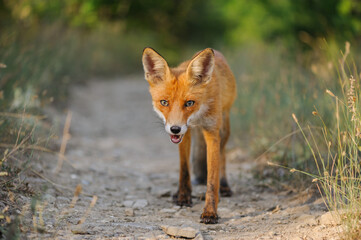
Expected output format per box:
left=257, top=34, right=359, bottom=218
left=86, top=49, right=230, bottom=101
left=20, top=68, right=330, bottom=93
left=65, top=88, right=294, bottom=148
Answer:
left=142, top=47, right=215, bottom=144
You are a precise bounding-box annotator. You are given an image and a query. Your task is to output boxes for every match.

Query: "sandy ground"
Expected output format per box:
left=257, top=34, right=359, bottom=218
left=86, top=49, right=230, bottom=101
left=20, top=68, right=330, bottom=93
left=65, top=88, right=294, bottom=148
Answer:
left=24, top=76, right=342, bottom=239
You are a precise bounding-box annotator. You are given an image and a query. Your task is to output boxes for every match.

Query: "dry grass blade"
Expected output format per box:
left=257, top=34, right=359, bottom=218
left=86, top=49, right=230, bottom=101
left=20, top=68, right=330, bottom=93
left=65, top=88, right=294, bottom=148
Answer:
left=70, top=184, right=82, bottom=208
left=0, top=143, right=76, bottom=169
left=3, top=127, right=34, bottom=162
left=255, top=126, right=321, bottom=163
left=77, top=195, right=97, bottom=225
left=339, top=41, right=350, bottom=82
left=54, top=111, right=72, bottom=174
left=31, top=170, right=94, bottom=197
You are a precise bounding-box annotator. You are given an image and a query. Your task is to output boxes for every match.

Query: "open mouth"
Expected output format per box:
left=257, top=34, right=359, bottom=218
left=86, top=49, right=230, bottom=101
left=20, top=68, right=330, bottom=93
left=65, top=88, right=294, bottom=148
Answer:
left=170, top=134, right=184, bottom=144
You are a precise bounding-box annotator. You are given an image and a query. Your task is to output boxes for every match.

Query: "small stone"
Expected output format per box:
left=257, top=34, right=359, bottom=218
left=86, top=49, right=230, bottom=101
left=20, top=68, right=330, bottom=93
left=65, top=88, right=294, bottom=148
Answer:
left=122, top=200, right=134, bottom=208
left=124, top=208, right=134, bottom=217
left=161, top=225, right=197, bottom=239
left=194, top=232, right=204, bottom=240
left=71, top=225, right=90, bottom=235
left=133, top=199, right=148, bottom=209
left=125, top=195, right=137, bottom=200
left=160, top=208, right=177, bottom=214
left=319, top=211, right=340, bottom=225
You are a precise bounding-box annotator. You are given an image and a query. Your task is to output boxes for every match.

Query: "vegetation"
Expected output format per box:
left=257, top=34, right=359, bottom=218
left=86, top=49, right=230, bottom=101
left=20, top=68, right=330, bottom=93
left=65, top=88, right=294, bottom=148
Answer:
left=282, top=46, right=361, bottom=239
left=1, top=0, right=361, bottom=238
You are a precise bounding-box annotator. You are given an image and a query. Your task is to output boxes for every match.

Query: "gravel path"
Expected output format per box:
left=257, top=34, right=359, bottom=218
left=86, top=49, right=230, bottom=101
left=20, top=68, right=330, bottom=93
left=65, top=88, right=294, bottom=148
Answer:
left=27, top=77, right=341, bottom=239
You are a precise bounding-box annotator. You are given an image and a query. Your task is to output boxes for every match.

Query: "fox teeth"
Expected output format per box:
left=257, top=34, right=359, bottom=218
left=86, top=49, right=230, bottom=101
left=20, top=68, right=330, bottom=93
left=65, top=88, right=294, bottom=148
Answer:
left=170, top=134, right=183, bottom=144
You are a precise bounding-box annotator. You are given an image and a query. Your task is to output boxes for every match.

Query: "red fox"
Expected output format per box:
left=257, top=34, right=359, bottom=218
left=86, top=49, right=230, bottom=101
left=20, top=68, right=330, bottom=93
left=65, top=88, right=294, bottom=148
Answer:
left=142, top=48, right=236, bottom=224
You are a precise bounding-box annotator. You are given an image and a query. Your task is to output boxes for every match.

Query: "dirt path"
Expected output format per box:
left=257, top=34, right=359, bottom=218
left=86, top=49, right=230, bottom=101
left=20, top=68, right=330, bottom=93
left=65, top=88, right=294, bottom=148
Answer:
left=28, top=77, right=341, bottom=239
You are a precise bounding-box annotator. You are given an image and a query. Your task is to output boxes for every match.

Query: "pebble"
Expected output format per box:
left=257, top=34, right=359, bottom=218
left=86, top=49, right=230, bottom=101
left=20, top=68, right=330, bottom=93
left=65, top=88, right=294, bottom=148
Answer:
left=133, top=199, right=148, bottom=209
left=161, top=225, right=197, bottom=239
left=125, top=208, right=134, bottom=217
left=318, top=211, right=340, bottom=225
left=122, top=200, right=134, bottom=208
left=125, top=195, right=137, bottom=200
left=194, top=232, right=204, bottom=240
left=71, top=225, right=91, bottom=235
left=160, top=208, right=177, bottom=214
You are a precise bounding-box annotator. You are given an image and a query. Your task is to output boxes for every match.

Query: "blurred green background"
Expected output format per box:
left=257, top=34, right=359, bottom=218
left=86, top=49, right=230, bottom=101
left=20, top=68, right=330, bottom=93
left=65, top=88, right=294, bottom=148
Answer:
left=1, top=0, right=361, bottom=178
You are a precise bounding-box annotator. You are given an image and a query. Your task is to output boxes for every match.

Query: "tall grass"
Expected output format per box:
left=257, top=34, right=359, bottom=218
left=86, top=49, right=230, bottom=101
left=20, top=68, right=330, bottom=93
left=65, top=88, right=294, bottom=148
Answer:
left=229, top=42, right=340, bottom=181
left=0, top=23, right=154, bottom=111
left=0, top=110, right=42, bottom=237
left=270, top=43, right=361, bottom=239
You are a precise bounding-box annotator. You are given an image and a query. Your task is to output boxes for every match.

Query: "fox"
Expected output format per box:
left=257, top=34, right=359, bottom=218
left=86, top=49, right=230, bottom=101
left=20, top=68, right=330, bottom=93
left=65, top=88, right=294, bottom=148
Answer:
left=142, top=47, right=236, bottom=224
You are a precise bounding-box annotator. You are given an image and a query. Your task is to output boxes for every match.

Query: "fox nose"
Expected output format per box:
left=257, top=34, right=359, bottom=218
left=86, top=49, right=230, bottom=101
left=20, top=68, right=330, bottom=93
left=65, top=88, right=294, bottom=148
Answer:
left=170, top=126, right=181, bottom=134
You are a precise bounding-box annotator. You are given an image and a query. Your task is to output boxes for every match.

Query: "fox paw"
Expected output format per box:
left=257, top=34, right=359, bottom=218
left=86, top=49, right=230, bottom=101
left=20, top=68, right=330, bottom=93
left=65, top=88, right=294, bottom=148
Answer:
left=200, top=211, right=219, bottom=224
left=173, top=192, right=192, bottom=207
left=220, top=178, right=233, bottom=197
left=192, top=177, right=207, bottom=186
left=220, top=186, right=233, bottom=197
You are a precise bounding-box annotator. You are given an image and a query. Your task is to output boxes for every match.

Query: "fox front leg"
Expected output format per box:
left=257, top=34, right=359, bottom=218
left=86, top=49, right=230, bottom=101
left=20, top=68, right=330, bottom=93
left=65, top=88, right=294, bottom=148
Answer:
left=173, top=130, right=192, bottom=206
left=200, top=129, right=220, bottom=224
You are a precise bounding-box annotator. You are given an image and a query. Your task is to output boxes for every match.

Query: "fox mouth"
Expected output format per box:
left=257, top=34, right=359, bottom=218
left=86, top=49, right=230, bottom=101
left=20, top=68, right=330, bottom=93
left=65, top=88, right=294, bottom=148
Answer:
left=170, top=134, right=184, bottom=144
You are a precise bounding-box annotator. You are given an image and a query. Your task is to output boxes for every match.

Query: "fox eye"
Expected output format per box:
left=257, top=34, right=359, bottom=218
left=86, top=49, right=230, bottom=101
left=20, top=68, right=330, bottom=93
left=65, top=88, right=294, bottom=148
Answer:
left=185, top=100, right=195, bottom=107
left=160, top=100, right=169, bottom=106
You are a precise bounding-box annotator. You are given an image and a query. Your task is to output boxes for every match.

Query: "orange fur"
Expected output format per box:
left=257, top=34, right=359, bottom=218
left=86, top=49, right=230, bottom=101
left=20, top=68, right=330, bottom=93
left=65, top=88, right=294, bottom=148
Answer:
left=142, top=47, right=236, bottom=224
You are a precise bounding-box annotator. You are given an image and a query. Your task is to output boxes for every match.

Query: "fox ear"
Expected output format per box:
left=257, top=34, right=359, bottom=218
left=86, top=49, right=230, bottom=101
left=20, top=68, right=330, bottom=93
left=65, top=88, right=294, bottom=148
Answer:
left=187, top=48, right=215, bottom=85
left=142, top=47, right=170, bottom=84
